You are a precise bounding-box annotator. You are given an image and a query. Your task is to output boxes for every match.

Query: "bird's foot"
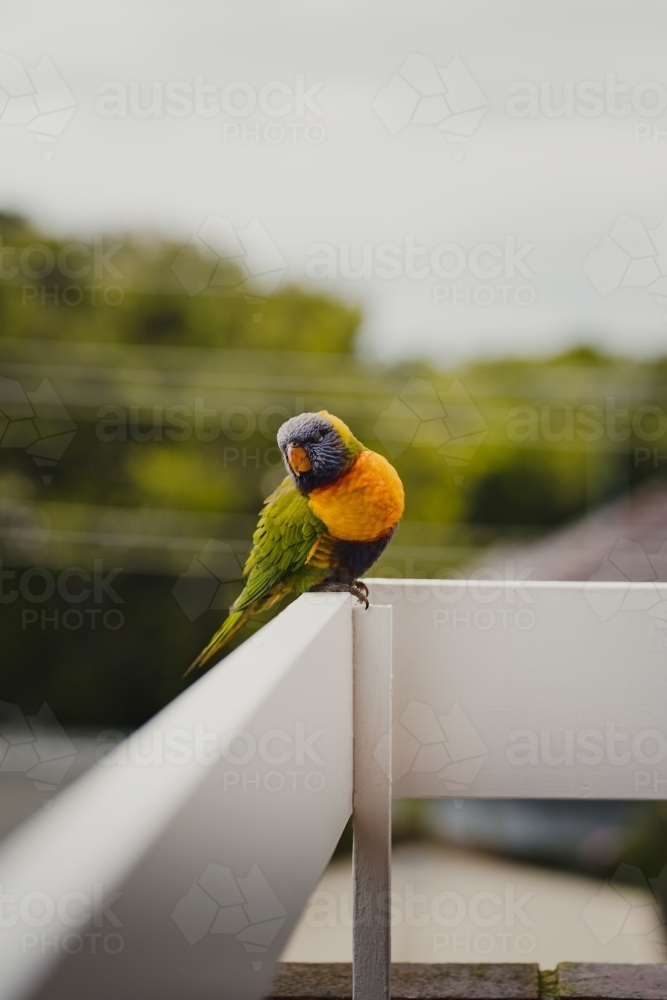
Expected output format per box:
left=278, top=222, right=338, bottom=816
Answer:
left=310, top=580, right=369, bottom=609
left=349, top=582, right=369, bottom=609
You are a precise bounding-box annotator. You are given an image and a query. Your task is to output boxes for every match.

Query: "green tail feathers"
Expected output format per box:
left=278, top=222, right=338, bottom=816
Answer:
left=183, top=610, right=247, bottom=677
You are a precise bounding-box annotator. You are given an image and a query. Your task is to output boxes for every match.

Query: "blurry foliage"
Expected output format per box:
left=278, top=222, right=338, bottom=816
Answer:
left=623, top=804, right=667, bottom=888
left=0, top=213, right=359, bottom=353
left=1, top=213, right=666, bottom=736
left=126, top=447, right=241, bottom=510
left=465, top=452, right=587, bottom=527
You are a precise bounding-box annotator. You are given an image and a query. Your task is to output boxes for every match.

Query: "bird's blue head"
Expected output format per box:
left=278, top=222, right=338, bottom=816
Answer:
left=277, top=411, right=364, bottom=493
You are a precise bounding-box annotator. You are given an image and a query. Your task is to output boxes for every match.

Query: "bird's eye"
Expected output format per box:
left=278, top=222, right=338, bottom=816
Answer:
left=311, top=431, right=324, bottom=443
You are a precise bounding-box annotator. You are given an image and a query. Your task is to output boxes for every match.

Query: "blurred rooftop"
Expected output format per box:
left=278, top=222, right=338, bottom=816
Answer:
left=472, top=476, right=667, bottom=582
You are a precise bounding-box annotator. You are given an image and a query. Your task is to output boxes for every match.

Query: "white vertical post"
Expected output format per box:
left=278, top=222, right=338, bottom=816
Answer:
left=352, top=603, right=392, bottom=1000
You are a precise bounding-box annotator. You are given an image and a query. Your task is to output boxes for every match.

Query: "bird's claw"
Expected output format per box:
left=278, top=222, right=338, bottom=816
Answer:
left=310, top=580, right=370, bottom=608
left=351, top=580, right=369, bottom=608
left=350, top=585, right=369, bottom=609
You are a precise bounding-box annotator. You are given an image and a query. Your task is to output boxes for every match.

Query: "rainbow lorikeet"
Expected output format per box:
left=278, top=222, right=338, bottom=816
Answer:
left=185, top=411, right=404, bottom=674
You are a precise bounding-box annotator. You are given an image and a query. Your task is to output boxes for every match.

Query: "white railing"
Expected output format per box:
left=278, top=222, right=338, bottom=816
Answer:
left=1, top=579, right=666, bottom=1000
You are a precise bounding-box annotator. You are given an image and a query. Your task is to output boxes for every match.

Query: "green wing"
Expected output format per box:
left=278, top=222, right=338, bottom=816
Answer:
left=234, top=477, right=327, bottom=611
left=184, top=478, right=331, bottom=675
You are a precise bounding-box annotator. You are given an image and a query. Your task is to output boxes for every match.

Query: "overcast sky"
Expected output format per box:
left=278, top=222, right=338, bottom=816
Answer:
left=2, top=0, right=667, bottom=364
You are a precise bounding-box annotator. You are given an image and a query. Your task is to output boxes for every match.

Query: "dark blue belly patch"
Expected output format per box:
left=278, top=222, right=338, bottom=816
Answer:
left=332, top=529, right=396, bottom=581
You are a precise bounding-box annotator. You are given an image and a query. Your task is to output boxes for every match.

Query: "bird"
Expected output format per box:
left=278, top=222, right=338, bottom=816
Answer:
left=184, top=410, right=404, bottom=675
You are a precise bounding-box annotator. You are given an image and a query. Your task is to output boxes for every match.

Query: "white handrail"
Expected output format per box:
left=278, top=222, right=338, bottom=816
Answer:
left=368, top=579, right=667, bottom=800
left=2, top=578, right=667, bottom=1000
left=0, top=593, right=353, bottom=1000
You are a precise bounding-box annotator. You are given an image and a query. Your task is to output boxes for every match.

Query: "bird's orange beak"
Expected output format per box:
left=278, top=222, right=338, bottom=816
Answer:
left=288, top=445, right=312, bottom=475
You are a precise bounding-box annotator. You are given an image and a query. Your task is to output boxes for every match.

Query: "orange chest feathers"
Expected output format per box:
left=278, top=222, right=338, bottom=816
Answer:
left=308, top=450, right=405, bottom=542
